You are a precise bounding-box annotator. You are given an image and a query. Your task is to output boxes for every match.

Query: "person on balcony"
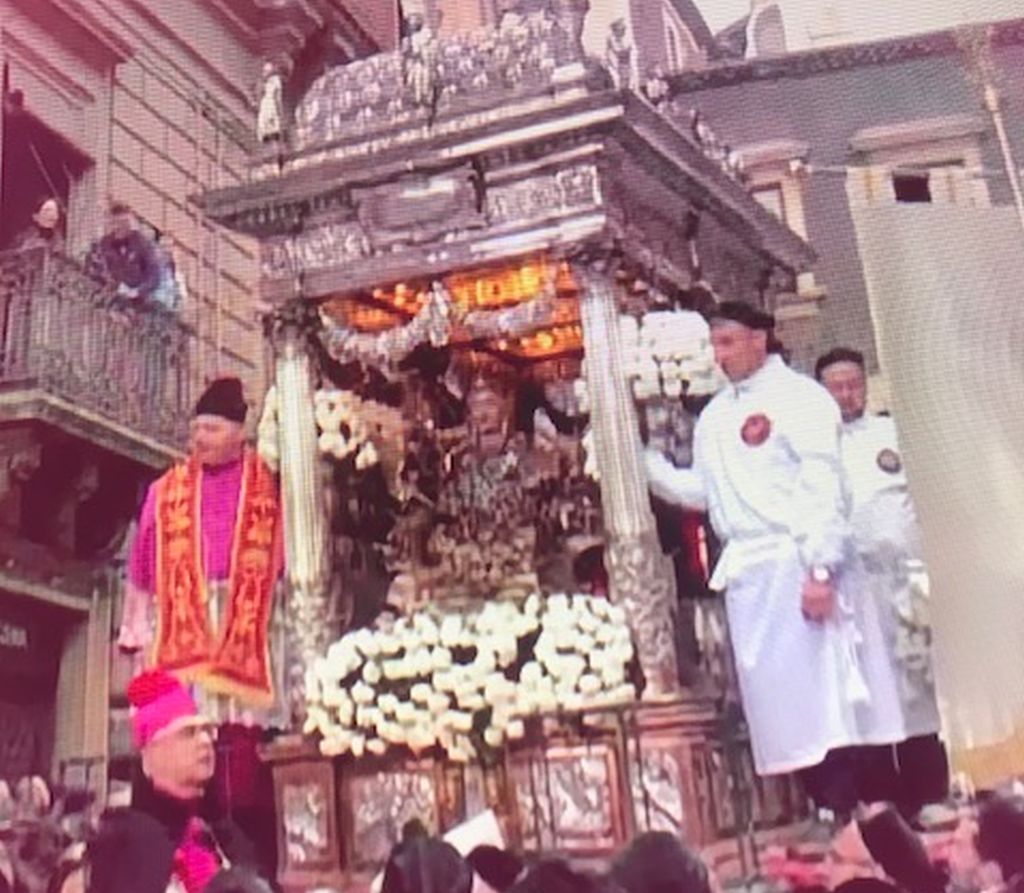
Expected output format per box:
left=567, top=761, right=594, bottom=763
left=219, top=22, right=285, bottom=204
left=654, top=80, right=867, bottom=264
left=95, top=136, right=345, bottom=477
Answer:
left=86, top=201, right=161, bottom=307
left=11, top=197, right=65, bottom=254
left=150, top=229, right=185, bottom=315
left=118, top=377, right=289, bottom=728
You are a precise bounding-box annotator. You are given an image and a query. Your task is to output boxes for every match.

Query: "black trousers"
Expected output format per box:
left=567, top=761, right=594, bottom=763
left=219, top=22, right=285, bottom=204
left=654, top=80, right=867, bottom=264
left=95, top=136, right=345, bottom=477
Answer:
left=799, top=734, right=949, bottom=819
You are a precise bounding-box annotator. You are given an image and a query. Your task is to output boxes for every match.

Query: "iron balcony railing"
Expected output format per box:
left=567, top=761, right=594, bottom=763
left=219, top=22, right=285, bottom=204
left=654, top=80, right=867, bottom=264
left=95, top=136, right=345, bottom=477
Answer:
left=0, top=246, right=194, bottom=450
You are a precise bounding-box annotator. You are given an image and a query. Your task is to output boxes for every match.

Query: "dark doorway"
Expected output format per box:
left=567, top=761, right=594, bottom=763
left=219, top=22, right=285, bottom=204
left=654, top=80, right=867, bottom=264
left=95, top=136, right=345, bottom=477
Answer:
left=1, top=65, right=92, bottom=250
left=0, top=593, right=64, bottom=781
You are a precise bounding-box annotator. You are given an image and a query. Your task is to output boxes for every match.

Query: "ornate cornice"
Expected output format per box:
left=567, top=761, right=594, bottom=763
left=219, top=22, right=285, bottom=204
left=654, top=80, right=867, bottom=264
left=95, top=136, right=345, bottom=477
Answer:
left=672, top=17, right=1024, bottom=93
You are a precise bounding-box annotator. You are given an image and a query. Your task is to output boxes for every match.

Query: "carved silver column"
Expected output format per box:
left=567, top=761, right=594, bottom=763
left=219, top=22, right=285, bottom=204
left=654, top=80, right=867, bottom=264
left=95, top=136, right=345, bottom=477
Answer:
left=271, top=310, right=332, bottom=706
left=575, top=258, right=680, bottom=697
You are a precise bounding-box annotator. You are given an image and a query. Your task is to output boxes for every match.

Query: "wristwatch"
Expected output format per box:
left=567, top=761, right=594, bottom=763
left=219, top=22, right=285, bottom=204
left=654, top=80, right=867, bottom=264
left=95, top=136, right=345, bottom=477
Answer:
left=811, top=565, right=832, bottom=584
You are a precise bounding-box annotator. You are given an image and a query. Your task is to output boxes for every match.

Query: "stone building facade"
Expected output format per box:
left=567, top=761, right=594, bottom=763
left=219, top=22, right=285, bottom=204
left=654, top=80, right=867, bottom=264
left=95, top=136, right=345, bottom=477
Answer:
left=668, top=17, right=1024, bottom=396
left=0, top=0, right=384, bottom=785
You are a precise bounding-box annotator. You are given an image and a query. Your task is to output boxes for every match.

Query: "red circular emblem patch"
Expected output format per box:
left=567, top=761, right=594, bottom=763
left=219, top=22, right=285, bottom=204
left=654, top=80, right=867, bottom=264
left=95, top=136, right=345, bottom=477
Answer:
left=877, top=448, right=902, bottom=474
left=741, top=413, right=772, bottom=447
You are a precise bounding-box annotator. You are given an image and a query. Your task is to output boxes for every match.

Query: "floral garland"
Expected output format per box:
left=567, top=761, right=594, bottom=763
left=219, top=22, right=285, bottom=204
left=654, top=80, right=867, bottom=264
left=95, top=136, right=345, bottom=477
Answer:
left=322, top=282, right=453, bottom=370
left=311, top=385, right=385, bottom=466
left=621, top=310, right=723, bottom=400
left=319, top=278, right=559, bottom=370
left=304, top=593, right=638, bottom=762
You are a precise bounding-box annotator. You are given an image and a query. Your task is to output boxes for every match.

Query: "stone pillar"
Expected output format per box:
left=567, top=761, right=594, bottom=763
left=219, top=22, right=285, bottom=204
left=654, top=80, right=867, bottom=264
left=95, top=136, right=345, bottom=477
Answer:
left=574, top=258, right=680, bottom=697
left=270, top=309, right=332, bottom=707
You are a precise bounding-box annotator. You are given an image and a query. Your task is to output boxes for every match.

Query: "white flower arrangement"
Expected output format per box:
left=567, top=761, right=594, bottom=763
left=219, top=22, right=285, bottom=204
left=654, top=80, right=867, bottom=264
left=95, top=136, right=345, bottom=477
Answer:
left=256, top=385, right=400, bottom=473
left=313, top=388, right=403, bottom=470
left=620, top=310, right=724, bottom=401
left=304, top=593, right=640, bottom=762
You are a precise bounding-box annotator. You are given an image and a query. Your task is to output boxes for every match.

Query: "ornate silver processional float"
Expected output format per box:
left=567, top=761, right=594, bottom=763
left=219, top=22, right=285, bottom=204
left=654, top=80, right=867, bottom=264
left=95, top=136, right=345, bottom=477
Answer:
left=200, top=4, right=815, bottom=889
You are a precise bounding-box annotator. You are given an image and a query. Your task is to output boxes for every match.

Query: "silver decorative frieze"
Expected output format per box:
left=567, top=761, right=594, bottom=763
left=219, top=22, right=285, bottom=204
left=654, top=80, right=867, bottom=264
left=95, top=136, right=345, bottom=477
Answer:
left=262, top=223, right=373, bottom=278
left=487, top=165, right=601, bottom=225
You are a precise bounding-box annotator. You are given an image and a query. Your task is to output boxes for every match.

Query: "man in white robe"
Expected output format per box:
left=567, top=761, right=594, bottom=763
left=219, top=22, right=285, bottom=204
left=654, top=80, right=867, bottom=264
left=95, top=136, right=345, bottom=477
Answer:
left=816, top=347, right=948, bottom=817
left=644, top=303, right=906, bottom=818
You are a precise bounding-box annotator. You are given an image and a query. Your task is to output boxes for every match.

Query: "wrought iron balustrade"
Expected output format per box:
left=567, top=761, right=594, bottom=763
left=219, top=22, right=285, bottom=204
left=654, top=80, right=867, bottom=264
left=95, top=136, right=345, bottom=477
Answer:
left=0, top=246, right=194, bottom=450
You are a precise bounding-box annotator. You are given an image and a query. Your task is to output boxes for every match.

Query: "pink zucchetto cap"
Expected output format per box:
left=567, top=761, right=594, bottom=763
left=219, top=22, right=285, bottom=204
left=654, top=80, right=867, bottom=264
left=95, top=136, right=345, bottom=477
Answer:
left=127, top=669, right=205, bottom=748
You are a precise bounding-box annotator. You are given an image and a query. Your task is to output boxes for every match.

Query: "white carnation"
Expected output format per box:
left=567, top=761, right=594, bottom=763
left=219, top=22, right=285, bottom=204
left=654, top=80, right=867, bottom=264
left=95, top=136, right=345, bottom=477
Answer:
left=613, top=684, right=638, bottom=702
left=378, top=693, right=399, bottom=715
left=409, top=728, right=436, bottom=753
left=427, top=692, right=450, bottom=715
left=440, top=616, right=463, bottom=648
left=600, top=663, right=626, bottom=687
left=322, top=679, right=345, bottom=708
left=431, top=647, right=453, bottom=670
left=411, top=683, right=432, bottom=704
left=535, top=691, right=559, bottom=714
left=302, top=706, right=325, bottom=736
left=579, top=673, right=602, bottom=696
left=460, top=693, right=486, bottom=713
left=450, top=710, right=474, bottom=733
left=473, top=650, right=497, bottom=676
left=413, top=649, right=435, bottom=677
left=507, top=720, right=526, bottom=741
left=484, top=727, right=505, bottom=748
left=413, top=611, right=437, bottom=636
left=319, top=736, right=346, bottom=758
left=520, top=662, right=543, bottom=687
left=352, top=682, right=375, bottom=705
left=351, top=734, right=366, bottom=758
left=554, top=628, right=576, bottom=651
left=362, top=661, right=382, bottom=685
left=367, top=738, right=387, bottom=756
left=378, top=633, right=401, bottom=656
left=337, top=700, right=355, bottom=726
left=548, top=593, right=570, bottom=613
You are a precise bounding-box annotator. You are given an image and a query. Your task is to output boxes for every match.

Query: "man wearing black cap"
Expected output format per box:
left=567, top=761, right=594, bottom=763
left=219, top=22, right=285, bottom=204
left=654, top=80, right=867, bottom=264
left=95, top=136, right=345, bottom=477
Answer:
left=816, top=348, right=948, bottom=817
left=644, top=303, right=905, bottom=820
left=119, top=377, right=287, bottom=725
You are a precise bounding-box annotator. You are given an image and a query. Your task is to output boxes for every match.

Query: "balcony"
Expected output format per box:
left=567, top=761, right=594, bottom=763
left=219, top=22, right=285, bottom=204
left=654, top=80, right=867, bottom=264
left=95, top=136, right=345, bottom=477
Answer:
left=0, top=247, right=194, bottom=467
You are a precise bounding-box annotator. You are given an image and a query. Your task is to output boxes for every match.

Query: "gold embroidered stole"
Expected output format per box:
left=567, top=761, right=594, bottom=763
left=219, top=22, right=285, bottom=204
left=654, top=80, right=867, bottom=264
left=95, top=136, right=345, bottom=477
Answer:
left=153, top=450, right=282, bottom=706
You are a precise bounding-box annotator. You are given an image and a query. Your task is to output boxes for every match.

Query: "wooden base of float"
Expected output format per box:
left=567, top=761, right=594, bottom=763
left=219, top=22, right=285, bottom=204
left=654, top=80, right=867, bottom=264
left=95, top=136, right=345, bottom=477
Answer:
left=262, top=696, right=807, bottom=893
